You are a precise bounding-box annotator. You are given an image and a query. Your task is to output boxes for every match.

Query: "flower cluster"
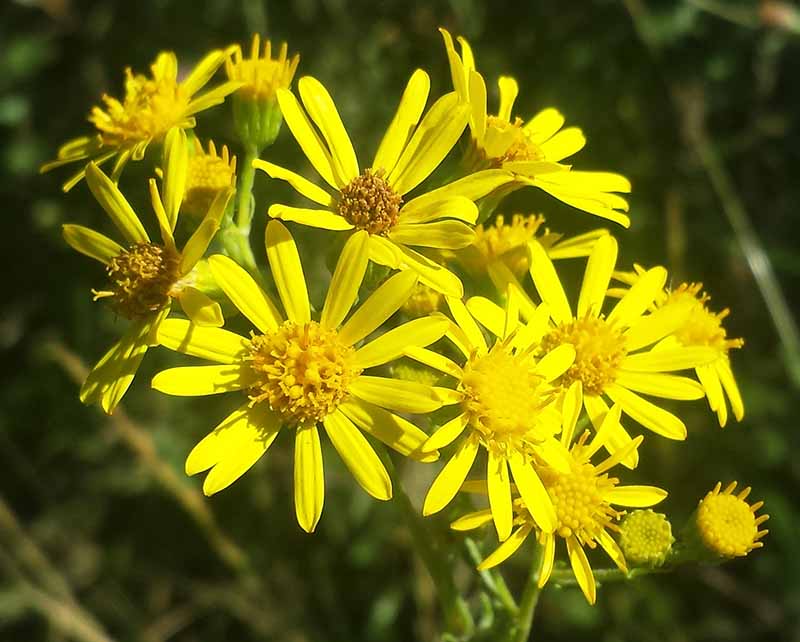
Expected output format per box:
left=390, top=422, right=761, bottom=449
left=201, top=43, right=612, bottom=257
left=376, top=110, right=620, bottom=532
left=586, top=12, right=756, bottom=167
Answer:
left=47, top=29, right=765, bottom=611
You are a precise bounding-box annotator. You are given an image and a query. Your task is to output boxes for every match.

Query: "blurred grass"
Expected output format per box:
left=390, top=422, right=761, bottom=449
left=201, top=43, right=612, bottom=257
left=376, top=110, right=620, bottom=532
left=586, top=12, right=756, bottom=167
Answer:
left=2, top=0, right=799, bottom=640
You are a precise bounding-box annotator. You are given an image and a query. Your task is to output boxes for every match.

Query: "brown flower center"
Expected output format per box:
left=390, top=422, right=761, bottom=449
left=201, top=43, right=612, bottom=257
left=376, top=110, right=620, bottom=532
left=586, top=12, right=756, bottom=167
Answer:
left=105, top=242, right=180, bottom=319
left=337, top=168, right=403, bottom=235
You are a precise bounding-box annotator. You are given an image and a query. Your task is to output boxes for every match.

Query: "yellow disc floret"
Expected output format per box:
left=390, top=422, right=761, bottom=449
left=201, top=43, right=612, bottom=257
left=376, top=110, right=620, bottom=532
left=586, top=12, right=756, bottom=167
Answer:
left=246, top=320, right=360, bottom=425
left=696, top=481, right=768, bottom=558
left=402, top=282, right=443, bottom=317
left=472, top=214, right=545, bottom=276
left=485, top=116, right=545, bottom=165
left=618, top=509, right=674, bottom=566
left=461, top=343, right=550, bottom=452
left=666, top=283, right=744, bottom=355
left=102, top=242, right=180, bottom=319
left=337, top=168, right=403, bottom=235
left=226, top=35, right=300, bottom=102
left=541, top=316, right=627, bottom=395
left=183, top=139, right=237, bottom=217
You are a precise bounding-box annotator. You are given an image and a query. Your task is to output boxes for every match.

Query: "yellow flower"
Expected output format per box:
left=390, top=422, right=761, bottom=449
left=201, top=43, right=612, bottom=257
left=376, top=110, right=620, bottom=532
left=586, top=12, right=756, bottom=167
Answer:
left=454, top=213, right=609, bottom=279
left=618, top=509, right=674, bottom=566
left=254, top=71, right=515, bottom=296
left=615, top=270, right=745, bottom=427
left=522, top=235, right=721, bottom=465
left=182, top=138, right=237, bottom=217
left=406, top=292, right=576, bottom=540
left=452, top=407, right=667, bottom=604
left=696, top=481, right=768, bottom=558
left=62, top=129, right=233, bottom=414
left=440, top=28, right=631, bottom=227
left=152, top=220, right=448, bottom=533
left=226, top=34, right=299, bottom=102
left=42, top=49, right=241, bottom=191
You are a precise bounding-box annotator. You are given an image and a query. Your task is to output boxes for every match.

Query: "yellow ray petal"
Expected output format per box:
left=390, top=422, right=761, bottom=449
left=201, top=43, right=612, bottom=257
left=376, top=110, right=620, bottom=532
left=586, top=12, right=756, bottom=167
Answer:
left=439, top=28, right=468, bottom=100
left=354, top=316, right=449, bottom=369
left=477, top=525, right=534, bottom=571
left=621, top=346, right=718, bottom=372
left=265, top=220, right=310, bottom=323
left=468, top=70, right=487, bottom=143
left=403, top=346, right=463, bottom=378
left=85, top=162, right=149, bottom=244
left=696, top=364, right=724, bottom=413
left=320, top=230, right=369, bottom=329
left=596, top=529, right=628, bottom=573
left=487, top=451, right=513, bottom=541
left=497, top=76, right=518, bottom=122
left=157, top=318, right=248, bottom=364
left=373, top=69, right=430, bottom=176
left=605, top=383, right=687, bottom=440
left=422, top=435, right=480, bottom=516
left=447, top=297, right=487, bottom=353
left=577, top=235, right=618, bottom=318
left=179, top=187, right=234, bottom=273
left=177, top=287, right=224, bottom=327
left=294, top=423, right=325, bottom=533
left=208, top=254, right=283, bottom=333
left=339, top=399, right=438, bottom=462
left=389, top=220, right=475, bottom=249
left=450, top=508, right=494, bottom=531
left=400, top=169, right=512, bottom=217
left=508, top=452, right=556, bottom=532
left=253, top=160, right=334, bottom=207
left=524, top=108, right=565, bottom=144
left=62, top=224, right=123, bottom=264
left=465, top=297, right=505, bottom=338
left=561, top=381, right=583, bottom=447
left=534, top=344, right=576, bottom=382
left=378, top=240, right=464, bottom=297
left=615, top=371, right=705, bottom=400
left=338, top=270, right=418, bottom=346
left=607, top=266, right=667, bottom=328
left=324, top=410, right=392, bottom=500
left=623, top=301, right=694, bottom=352
left=603, top=485, right=667, bottom=508
left=268, top=204, right=352, bottom=231
left=152, top=364, right=254, bottom=396
left=298, top=76, right=359, bottom=185
left=567, top=535, right=596, bottom=604
left=349, top=375, right=442, bottom=413
left=716, top=357, right=744, bottom=421
left=398, top=196, right=478, bottom=225
left=538, top=533, right=556, bottom=588
left=423, top=413, right=469, bottom=451
left=180, top=49, right=228, bottom=95
left=528, top=240, right=572, bottom=324
left=162, top=127, right=188, bottom=230
left=539, top=127, right=586, bottom=163
left=583, top=395, right=638, bottom=468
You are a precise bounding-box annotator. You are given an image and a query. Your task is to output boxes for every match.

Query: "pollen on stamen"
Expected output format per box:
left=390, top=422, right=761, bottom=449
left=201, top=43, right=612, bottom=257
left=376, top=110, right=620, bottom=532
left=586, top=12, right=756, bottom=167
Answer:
left=337, top=168, right=403, bottom=235
left=105, top=242, right=180, bottom=319
left=541, top=316, right=627, bottom=395
left=246, top=320, right=361, bottom=425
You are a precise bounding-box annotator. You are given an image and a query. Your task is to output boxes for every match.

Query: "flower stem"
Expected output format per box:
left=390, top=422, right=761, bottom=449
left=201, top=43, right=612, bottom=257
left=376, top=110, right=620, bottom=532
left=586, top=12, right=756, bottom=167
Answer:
left=464, top=537, right=518, bottom=615
left=236, top=144, right=259, bottom=232
left=513, top=541, right=543, bottom=642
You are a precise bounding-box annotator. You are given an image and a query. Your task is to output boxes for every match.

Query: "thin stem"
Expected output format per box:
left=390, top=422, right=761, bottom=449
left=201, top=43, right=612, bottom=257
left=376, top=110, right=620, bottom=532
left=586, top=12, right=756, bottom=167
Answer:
left=464, top=537, right=518, bottom=615
left=549, top=566, right=668, bottom=586
left=235, top=145, right=259, bottom=232
left=513, top=540, right=543, bottom=642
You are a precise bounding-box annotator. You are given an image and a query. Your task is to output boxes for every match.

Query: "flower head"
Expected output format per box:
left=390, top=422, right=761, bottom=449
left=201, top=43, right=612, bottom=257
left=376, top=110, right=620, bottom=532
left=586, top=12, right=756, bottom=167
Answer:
left=696, top=482, right=768, bottom=558
left=439, top=28, right=631, bottom=227
left=42, top=50, right=241, bottom=191
left=182, top=138, right=237, bottom=217
left=452, top=406, right=666, bottom=604
left=618, top=509, right=674, bottom=566
left=62, top=128, right=233, bottom=413
left=226, top=35, right=299, bottom=102
left=153, top=221, right=449, bottom=532
left=254, top=71, right=516, bottom=296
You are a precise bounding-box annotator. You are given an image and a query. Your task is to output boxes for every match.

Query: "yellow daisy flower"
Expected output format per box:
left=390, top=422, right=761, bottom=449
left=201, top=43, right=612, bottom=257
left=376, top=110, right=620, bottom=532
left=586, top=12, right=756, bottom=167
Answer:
left=152, top=220, right=448, bottom=533
left=452, top=406, right=667, bottom=604
left=225, top=34, right=300, bottom=102
left=406, top=292, right=576, bottom=541
left=41, top=49, right=241, bottom=191
left=62, top=129, right=233, bottom=414
left=440, top=28, right=631, bottom=227
left=254, top=70, right=515, bottom=296
left=181, top=138, right=237, bottom=218
left=614, top=270, right=745, bottom=427
left=521, top=235, right=720, bottom=465
left=694, top=482, right=768, bottom=558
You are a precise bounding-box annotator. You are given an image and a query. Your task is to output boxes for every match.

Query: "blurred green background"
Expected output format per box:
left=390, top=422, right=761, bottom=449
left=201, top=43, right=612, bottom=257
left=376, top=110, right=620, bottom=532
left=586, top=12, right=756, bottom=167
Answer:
left=2, top=0, right=798, bottom=640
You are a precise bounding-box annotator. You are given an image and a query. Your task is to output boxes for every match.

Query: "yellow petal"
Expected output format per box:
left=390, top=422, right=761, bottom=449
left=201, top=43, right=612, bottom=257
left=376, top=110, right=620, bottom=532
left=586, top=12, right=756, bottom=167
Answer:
left=524, top=108, right=565, bottom=143
left=623, top=302, right=694, bottom=352
left=338, top=270, right=418, bottom=346
left=439, top=28, right=468, bottom=100
left=539, top=127, right=586, bottom=163
left=477, top=525, right=534, bottom=571
left=605, top=383, right=687, bottom=440
left=596, top=529, right=628, bottom=573
left=265, top=220, right=310, bottom=323
left=534, top=344, right=576, bottom=382
left=538, top=533, right=556, bottom=588
left=373, top=69, right=430, bottom=176
left=339, top=399, right=438, bottom=462
left=388, top=92, right=470, bottom=195
left=350, top=375, right=442, bottom=414
left=148, top=179, right=175, bottom=251
left=607, top=266, right=667, bottom=328
left=180, top=49, right=227, bottom=95
left=389, top=220, right=475, bottom=249
left=547, top=228, right=609, bottom=260
left=422, top=435, right=480, bottom=516
left=323, top=410, right=392, bottom=500
left=696, top=364, right=724, bottom=413
left=622, top=346, right=718, bottom=372
left=268, top=204, right=352, bottom=231
left=369, top=237, right=463, bottom=297
left=179, top=187, right=234, bottom=273
left=178, top=286, right=224, bottom=327
left=188, top=404, right=281, bottom=495
left=528, top=240, right=572, bottom=324
left=497, top=76, right=518, bottom=122
left=450, top=509, right=494, bottom=532
left=508, top=452, right=556, bottom=532
left=465, top=296, right=505, bottom=339
left=320, top=231, right=369, bottom=329
left=423, top=413, right=469, bottom=451
left=162, top=127, right=188, bottom=230
left=566, top=536, right=596, bottom=605
left=157, top=318, right=248, bottom=364
left=276, top=88, right=337, bottom=188
left=487, top=451, right=513, bottom=541
left=447, top=297, right=487, bottom=352
left=615, top=371, right=705, bottom=400
left=354, top=316, right=449, bottom=368
left=583, top=396, right=638, bottom=469
left=577, top=235, right=618, bottom=318
left=185, top=81, right=242, bottom=115
left=716, top=357, right=744, bottom=421
left=294, top=423, right=325, bottom=533
left=62, top=224, right=123, bottom=264
left=85, top=162, right=149, bottom=244
left=253, top=160, right=334, bottom=207
left=468, top=69, right=487, bottom=142
left=603, top=485, right=667, bottom=508
left=403, top=346, right=463, bottom=378
left=298, top=76, right=359, bottom=184
left=487, top=261, right=539, bottom=322
left=152, top=364, right=254, bottom=396
left=400, top=169, right=512, bottom=217
left=560, top=381, right=583, bottom=448
left=208, top=254, right=283, bottom=333
left=398, top=196, right=479, bottom=225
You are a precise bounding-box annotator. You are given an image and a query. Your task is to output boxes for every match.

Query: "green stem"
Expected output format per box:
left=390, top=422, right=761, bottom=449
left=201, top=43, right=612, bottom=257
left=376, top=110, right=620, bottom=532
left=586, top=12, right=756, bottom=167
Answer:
left=548, top=566, right=668, bottom=586
left=235, top=144, right=259, bottom=232
left=464, top=538, right=518, bottom=615
left=513, top=541, right=543, bottom=642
